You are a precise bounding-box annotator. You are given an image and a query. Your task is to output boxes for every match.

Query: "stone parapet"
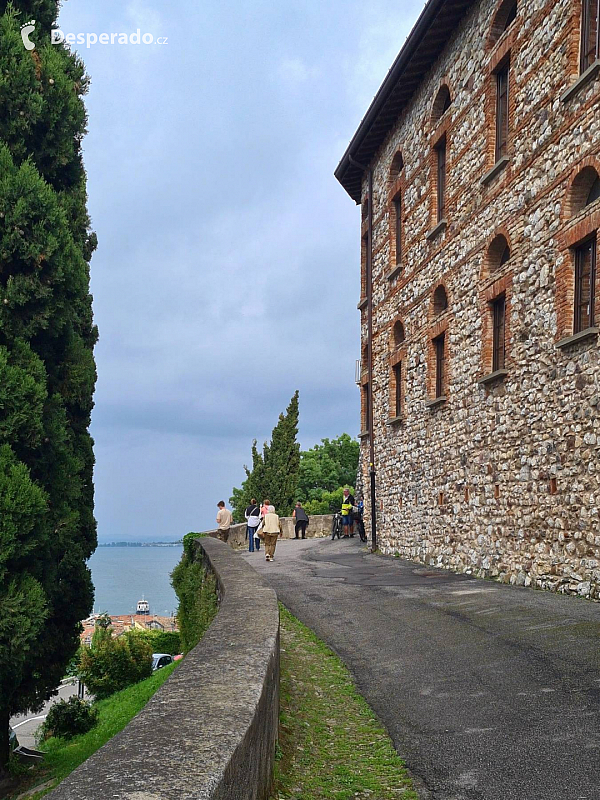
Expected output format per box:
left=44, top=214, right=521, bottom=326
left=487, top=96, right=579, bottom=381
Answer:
left=47, top=536, right=280, bottom=800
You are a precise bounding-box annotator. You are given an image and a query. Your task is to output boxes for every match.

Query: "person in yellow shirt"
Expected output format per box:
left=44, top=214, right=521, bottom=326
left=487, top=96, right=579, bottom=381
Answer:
left=340, top=488, right=355, bottom=537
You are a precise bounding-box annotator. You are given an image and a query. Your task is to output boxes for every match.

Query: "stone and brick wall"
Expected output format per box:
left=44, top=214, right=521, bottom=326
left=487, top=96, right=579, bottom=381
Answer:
left=355, top=0, right=600, bottom=598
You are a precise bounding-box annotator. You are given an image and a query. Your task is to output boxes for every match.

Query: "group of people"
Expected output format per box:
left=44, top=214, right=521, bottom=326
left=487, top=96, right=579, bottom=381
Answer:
left=214, top=487, right=362, bottom=563
left=242, top=499, right=290, bottom=561
left=216, top=498, right=284, bottom=562
left=243, top=499, right=310, bottom=560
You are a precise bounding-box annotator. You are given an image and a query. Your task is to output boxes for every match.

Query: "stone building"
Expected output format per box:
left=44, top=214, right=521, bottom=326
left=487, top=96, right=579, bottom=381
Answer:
left=336, top=0, right=600, bottom=599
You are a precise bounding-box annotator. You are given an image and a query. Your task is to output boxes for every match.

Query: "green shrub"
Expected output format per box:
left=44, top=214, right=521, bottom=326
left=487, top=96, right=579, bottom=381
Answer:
left=40, top=697, right=98, bottom=741
left=171, top=545, right=218, bottom=654
left=129, top=629, right=181, bottom=655
left=78, top=627, right=152, bottom=700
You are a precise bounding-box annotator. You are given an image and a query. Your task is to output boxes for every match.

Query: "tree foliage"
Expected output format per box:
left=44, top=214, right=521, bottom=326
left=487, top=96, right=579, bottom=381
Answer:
left=171, top=550, right=218, bottom=655
left=78, top=628, right=152, bottom=701
left=0, top=2, right=97, bottom=772
left=133, top=629, right=181, bottom=656
left=39, top=696, right=98, bottom=741
left=297, top=434, right=359, bottom=506
left=231, top=391, right=300, bottom=521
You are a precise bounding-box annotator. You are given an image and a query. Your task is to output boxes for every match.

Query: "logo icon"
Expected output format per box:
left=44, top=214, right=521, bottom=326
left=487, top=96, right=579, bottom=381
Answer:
left=20, top=20, right=36, bottom=51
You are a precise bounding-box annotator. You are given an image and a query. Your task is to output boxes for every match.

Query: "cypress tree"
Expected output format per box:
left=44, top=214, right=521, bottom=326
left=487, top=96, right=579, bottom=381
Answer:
left=231, top=392, right=300, bottom=520
left=0, top=2, right=97, bottom=775
left=263, top=390, right=299, bottom=516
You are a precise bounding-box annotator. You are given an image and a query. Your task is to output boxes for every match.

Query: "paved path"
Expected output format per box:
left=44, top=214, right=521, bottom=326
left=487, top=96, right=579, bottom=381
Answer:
left=242, top=537, right=600, bottom=800
left=10, top=680, right=81, bottom=749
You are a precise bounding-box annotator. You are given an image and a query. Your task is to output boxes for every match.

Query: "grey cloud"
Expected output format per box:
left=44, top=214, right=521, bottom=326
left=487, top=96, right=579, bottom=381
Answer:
left=57, top=0, right=418, bottom=539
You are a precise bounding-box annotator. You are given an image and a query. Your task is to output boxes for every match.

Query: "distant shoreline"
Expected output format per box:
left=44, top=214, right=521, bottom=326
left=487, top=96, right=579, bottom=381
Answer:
left=97, top=542, right=183, bottom=547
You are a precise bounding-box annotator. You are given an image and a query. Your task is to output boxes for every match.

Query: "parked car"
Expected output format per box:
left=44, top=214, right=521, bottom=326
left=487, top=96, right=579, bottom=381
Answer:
left=152, top=653, right=174, bottom=671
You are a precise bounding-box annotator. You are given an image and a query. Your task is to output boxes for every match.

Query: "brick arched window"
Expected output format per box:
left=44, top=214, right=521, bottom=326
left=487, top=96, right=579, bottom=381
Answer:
left=489, top=0, right=518, bottom=47
left=390, top=151, right=404, bottom=183
left=487, top=234, right=511, bottom=274
left=570, top=166, right=600, bottom=216
left=580, top=0, right=600, bottom=74
left=393, top=320, right=405, bottom=348
left=431, top=84, right=451, bottom=125
left=433, top=285, right=448, bottom=315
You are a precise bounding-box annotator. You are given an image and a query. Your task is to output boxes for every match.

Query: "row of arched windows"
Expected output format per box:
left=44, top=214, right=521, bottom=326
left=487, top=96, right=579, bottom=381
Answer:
left=386, top=158, right=600, bottom=420
left=385, top=0, right=600, bottom=269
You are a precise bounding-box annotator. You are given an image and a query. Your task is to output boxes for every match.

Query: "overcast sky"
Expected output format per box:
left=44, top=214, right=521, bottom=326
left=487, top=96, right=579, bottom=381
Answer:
left=55, top=0, right=421, bottom=542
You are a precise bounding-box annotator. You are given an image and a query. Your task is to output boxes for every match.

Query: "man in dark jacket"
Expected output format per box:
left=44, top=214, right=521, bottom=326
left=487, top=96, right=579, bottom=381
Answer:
left=292, top=502, right=309, bottom=539
left=244, top=498, right=261, bottom=552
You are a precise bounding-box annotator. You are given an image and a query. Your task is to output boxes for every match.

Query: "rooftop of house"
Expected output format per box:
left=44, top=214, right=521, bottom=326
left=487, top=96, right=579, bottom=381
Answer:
left=80, top=613, right=178, bottom=644
left=335, top=0, right=477, bottom=203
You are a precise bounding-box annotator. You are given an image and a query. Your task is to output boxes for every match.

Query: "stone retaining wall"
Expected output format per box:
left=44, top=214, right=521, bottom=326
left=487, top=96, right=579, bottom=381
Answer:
left=211, top=514, right=334, bottom=550
left=47, top=536, right=280, bottom=800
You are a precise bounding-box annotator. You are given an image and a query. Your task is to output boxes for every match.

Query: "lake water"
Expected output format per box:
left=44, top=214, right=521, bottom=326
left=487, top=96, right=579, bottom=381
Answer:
left=88, top=546, right=184, bottom=617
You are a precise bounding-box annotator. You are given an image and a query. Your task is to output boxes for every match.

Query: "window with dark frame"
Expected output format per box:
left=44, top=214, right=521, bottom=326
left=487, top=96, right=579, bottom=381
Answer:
left=574, top=235, right=597, bottom=333
left=495, top=63, right=509, bottom=162
left=581, top=0, right=600, bottom=74
left=393, top=362, right=402, bottom=418
left=363, top=383, right=370, bottom=434
left=492, top=294, right=506, bottom=372
left=361, top=232, right=369, bottom=299
left=436, top=136, right=447, bottom=222
left=434, top=333, right=446, bottom=398
left=393, top=193, right=402, bottom=265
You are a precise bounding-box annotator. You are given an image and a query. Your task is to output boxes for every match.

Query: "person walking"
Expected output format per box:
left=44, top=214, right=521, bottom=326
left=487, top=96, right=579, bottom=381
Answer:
left=245, top=498, right=261, bottom=552
left=216, top=501, right=232, bottom=543
left=260, top=498, right=270, bottom=519
left=341, top=488, right=355, bottom=537
left=292, top=501, right=309, bottom=539
left=262, top=505, right=281, bottom=562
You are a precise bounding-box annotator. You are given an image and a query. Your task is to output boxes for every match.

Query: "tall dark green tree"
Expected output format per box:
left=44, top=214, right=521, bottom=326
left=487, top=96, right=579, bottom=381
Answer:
left=0, top=1, right=97, bottom=775
left=263, top=390, right=299, bottom=516
left=231, top=391, right=300, bottom=520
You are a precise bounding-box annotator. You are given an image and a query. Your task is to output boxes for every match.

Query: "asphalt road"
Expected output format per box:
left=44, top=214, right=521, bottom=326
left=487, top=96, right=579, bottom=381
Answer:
left=10, top=680, right=81, bottom=749
left=243, top=537, right=600, bottom=800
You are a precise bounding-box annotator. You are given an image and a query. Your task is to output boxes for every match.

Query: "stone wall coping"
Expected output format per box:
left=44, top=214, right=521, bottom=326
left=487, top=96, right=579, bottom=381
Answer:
left=477, top=368, right=509, bottom=385
left=386, top=263, right=403, bottom=281
left=555, top=327, right=599, bottom=350
left=47, top=536, right=280, bottom=800
left=357, top=296, right=368, bottom=310
left=388, top=415, right=404, bottom=425
left=561, top=60, right=600, bottom=104
left=425, top=395, right=447, bottom=409
left=426, top=218, right=448, bottom=240
left=480, top=156, right=510, bottom=186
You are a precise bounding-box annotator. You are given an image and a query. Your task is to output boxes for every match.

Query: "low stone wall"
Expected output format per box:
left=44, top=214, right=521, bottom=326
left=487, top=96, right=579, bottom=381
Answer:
left=47, top=536, right=280, bottom=800
left=210, top=514, right=334, bottom=550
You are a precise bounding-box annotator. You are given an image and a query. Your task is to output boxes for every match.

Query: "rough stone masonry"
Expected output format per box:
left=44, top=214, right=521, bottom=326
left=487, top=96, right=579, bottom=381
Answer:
left=337, top=0, right=600, bottom=599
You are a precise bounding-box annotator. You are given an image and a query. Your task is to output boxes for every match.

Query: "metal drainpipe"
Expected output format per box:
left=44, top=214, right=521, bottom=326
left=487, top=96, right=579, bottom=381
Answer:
left=349, top=155, right=376, bottom=553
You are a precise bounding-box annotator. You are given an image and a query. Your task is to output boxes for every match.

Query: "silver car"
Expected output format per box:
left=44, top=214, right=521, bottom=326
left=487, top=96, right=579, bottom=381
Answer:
left=152, top=653, right=174, bottom=671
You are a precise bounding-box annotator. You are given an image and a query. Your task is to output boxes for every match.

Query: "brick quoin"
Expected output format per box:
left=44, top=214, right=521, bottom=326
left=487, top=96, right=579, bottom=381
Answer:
left=336, top=0, right=600, bottom=599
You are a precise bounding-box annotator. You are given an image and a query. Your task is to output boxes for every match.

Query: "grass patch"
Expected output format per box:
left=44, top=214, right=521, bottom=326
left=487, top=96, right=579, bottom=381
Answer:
left=272, top=605, right=417, bottom=800
left=8, top=663, right=177, bottom=800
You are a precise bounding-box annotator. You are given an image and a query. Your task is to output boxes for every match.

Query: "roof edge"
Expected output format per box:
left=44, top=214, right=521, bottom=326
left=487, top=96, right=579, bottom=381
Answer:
left=334, top=0, right=452, bottom=201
